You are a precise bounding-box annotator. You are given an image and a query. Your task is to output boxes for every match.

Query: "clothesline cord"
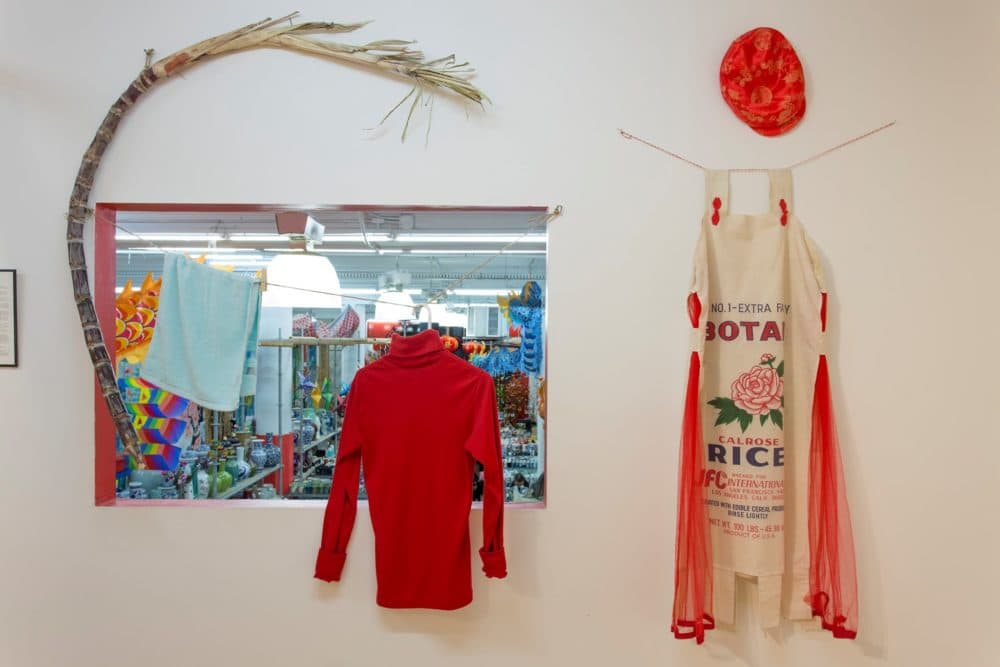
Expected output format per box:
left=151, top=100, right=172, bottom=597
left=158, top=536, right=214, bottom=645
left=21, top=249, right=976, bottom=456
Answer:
left=101, top=208, right=562, bottom=311
left=618, top=121, right=896, bottom=173
left=423, top=208, right=560, bottom=307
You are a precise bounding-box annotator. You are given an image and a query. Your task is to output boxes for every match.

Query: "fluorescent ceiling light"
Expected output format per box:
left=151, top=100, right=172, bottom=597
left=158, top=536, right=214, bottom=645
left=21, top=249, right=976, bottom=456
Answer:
left=227, top=234, right=283, bottom=242
left=324, top=247, right=405, bottom=254
left=323, top=233, right=393, bottom=243
left=116, top=247, right=261, bottom=254
left=114, top=233, right=224, bottom=242
left=205, top=254, right=263, bottom=261
left=449, top=288, right=515, bottom=296
left=115, top=248, right=164, bottom=254
left=341, top=288, right=421, bottom=295
left=394, top=234, right=543, bottom=244
left=407, top=249, right=544, bottom=255
left=208, top=260, right=269, bottom=268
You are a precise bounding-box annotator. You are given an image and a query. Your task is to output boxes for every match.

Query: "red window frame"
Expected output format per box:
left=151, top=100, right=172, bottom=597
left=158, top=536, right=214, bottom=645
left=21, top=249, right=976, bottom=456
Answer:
left=93, top=202, right=550, bottom=507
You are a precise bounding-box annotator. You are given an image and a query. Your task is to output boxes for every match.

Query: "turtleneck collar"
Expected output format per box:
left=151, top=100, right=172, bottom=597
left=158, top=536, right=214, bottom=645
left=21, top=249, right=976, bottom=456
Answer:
left=387, top=329, right=444, bottom=365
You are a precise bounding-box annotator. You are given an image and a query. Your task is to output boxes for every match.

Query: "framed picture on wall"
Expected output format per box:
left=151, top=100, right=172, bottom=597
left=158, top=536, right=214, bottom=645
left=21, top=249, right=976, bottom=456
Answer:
left=0, top=270, right=18, bottom=367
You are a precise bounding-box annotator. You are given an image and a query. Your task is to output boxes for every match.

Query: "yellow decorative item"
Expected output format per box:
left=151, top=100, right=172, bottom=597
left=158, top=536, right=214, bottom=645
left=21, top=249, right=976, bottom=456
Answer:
left=185, top=255, right=235, bottom=272
left=115, top=272, right=162, bottom=364
left=311, top=385, right=323, bottom=410
left=538, top=377, right=547, bottom=420
left=496, top=293, right=511, bottom=323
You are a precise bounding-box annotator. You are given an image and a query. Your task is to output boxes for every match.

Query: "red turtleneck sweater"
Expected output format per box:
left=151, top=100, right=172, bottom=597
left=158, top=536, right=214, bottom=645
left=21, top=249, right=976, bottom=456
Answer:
left=314, top=330, right=507, bottom=609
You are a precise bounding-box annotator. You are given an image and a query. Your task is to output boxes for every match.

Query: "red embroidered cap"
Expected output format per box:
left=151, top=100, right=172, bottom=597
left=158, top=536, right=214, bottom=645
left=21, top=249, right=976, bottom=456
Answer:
left=720, top=27, right=806, bottom=137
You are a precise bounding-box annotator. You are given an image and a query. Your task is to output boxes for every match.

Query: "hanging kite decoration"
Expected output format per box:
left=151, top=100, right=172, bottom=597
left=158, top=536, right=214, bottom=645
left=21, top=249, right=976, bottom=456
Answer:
left=66, top=13, right=489, bottom=464
left=500, top=280, right=544, bottom=374
left=474, top=281, right=545, bottom=377
left=115, top=273, right=161, bottom=365
left=117, top=376, right=190, bottom=470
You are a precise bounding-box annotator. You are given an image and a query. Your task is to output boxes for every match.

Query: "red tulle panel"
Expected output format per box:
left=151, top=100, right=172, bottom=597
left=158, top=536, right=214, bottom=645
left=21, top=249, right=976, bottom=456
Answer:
left=808, top=355, right=859, bottom=639
left=687, top=292, right=702, bottom=329
left=672, top=351, right=714, bottom=643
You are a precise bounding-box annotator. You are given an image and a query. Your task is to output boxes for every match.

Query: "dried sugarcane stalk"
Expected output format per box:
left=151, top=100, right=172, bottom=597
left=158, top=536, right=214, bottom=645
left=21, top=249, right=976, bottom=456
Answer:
left=67, top=13, right=488, bottom=467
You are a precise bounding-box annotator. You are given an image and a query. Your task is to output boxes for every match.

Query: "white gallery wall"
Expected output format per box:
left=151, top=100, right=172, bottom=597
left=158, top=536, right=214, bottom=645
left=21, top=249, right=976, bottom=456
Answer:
left=1, top=1, right=998, bottom=666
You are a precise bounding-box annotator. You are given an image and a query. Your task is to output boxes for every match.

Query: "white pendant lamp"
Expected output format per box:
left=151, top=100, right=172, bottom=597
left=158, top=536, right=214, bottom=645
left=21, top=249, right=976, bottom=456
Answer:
left=425, top=302, right=468, bottom=328
left=262, top=253, right=342, bottom=309
left=374, top=289, right=415, bottom=321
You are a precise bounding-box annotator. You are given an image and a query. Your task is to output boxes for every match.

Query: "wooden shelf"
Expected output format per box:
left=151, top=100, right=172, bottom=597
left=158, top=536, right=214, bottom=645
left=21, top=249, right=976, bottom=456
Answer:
left=217, top=465, right=281, bottom=499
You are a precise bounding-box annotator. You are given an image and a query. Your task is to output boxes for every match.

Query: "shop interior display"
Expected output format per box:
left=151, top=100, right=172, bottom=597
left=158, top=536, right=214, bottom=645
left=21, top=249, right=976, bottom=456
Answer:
left=108, top=207, right=549, bottom=505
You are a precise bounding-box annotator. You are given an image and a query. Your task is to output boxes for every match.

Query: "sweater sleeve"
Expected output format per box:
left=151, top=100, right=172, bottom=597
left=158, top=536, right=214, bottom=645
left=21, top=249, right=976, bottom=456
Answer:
left=465, top=374, right=507, bottom=579
left=314, top=377, right=364, bottom=582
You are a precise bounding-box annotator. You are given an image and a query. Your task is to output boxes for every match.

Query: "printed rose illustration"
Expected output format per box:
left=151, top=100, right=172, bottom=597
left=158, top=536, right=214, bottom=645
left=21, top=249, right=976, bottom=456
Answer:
left=732, top=365, right=782, bottom=415
left=708, top=355, right=784, bottom=432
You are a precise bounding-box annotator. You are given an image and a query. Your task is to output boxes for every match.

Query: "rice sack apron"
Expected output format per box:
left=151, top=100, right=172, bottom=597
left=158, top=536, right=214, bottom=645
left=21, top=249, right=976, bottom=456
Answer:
left=671, top=170, right=858, bottom=643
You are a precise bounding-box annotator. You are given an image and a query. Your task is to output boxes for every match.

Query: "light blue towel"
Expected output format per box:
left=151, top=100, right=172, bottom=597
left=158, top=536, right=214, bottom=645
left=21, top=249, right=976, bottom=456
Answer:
left=239, top=292, right=261, bottom=398
left=142, top=254, right=261, bottom=411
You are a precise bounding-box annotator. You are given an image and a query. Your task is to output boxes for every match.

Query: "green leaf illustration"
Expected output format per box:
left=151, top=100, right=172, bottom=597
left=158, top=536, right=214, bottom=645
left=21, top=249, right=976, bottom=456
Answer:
left=737, top=411, right=753, bottom=432
left=769, top=409, right=783, bottom=429
left=715, top=405, right=739, bottom=426
left=708, top=397, right=740, bottom=426
left=776, top=360, right=785, bottom=378
left=760, top=413, right=769, bottom=426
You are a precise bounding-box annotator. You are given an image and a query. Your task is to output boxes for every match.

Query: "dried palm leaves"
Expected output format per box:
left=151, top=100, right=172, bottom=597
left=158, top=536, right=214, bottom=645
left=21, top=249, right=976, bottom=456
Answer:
left=67, top=14, right=487, bottom=466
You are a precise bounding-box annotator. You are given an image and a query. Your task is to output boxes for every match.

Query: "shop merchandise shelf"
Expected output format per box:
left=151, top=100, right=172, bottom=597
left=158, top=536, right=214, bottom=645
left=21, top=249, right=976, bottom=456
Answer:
left=298, top=428, right=340, bottom=455
left=259, top=336, right=389, bottom=347
left=217, top=464, right=282, bottom=499
left=286, top=477, right=335, bottom=500
left=259, top=336, right=522, bottom=348
left=300, top=459, right=329, bottom=480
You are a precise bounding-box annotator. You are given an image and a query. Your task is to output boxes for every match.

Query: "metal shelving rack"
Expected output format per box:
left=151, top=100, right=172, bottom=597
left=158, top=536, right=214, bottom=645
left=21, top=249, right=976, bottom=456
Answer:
left=257, top=333, right=529, bottom=500
left=217, top=464, right=282, bottom=499
left=259, top=335, right=367, bottom=492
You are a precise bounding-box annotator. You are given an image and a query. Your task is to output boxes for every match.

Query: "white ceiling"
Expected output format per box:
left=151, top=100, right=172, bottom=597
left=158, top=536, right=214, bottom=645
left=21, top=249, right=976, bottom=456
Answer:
left=114, top=207, right=548, bottom=305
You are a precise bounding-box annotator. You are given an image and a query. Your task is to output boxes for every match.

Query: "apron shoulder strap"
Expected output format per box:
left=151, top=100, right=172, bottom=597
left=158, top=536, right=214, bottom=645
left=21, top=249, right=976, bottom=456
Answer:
left=769, top=169, right=793, bottom=215
left=705, top=170, right=729, bottom=225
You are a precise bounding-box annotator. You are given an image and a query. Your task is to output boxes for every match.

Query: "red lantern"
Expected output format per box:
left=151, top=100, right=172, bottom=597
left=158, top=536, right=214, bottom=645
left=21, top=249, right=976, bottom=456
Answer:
left=442, top=335, right=459, bottom=352
left=462, top=341, right=478, bottom=355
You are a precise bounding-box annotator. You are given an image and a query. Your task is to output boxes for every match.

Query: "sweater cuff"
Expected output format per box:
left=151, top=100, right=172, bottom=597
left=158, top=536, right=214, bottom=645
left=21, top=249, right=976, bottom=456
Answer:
left=479, top=547, right=507, bottom=579
left=314, top=548, right=346, bottom=582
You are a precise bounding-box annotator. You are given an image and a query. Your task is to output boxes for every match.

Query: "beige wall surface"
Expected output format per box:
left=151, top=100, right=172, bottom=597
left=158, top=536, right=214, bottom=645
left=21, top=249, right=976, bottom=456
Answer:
left=1, top=1, right=998, bottom=665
